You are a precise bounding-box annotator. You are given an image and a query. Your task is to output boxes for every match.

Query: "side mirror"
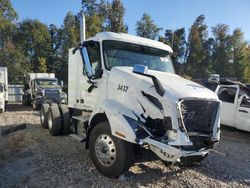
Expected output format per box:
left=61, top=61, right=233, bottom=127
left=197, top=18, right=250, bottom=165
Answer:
left=4, top=85, right=7, bottom=91
left=60, top=81, right=64, bottom=88
left=81, top=47, right=93, bottom=79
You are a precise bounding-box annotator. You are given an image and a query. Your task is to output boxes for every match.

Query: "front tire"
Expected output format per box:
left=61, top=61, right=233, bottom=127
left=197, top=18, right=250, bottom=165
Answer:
left=89, top=122, right=134, bottom=178
left=48, top=105, right=62, bottom=136
left=40, top=103, right=50, bottom=129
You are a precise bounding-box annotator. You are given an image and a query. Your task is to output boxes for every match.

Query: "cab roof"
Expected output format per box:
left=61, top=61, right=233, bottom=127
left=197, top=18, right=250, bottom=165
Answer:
left=87, top=32, right=173, bottom=53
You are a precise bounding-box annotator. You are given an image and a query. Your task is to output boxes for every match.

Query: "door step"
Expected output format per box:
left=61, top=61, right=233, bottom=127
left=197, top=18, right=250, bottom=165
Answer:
left=69, top=134, right=86, bottom=142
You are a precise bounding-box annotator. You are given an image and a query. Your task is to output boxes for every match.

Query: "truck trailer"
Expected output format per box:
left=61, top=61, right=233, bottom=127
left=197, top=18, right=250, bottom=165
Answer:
left=23, top=73, right=67, bottom=110
left=0, top=67, right=8, bottom=112
left=40, top=14, right=221, bottom=178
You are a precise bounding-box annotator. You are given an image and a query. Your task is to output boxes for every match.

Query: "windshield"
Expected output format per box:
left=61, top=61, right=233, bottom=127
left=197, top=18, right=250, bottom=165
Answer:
left=35, top=79, right=58, bottom=86
left=103, top=40, right=175, bottom=73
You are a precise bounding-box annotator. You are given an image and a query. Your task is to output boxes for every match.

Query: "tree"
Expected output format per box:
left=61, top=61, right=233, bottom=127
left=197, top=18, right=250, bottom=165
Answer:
left=60, top=12, right=80, bottom=84
left=38, top=57, right=47, bottom=73
left=0, top=42, right=30, bottom=84
left=211, top=24, right=232, bottom=77
left=47, top=24, right=63, bottom=73
left=185, top=15, right=210, bottom=78
left=0, top=0, right=18, bottom=47
left=16, top=19, right=51, bottom=72
left=82, top=0, right=107, bottom=37
left=136, top=13, right=162, bottom=40
left=231, top=28, right=248, bottom=81
left=106, top=0, right=127, bottom=33
left=162, top=28, right=186, bottom=74
left=244, top=46, right=250, bottom=82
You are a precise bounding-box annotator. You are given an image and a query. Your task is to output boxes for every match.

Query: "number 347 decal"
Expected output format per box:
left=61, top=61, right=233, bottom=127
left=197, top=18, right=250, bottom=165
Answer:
left=117, top=84, right=129, bottom=92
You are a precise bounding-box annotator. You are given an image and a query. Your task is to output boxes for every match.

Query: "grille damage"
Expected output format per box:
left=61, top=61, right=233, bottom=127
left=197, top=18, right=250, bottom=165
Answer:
left=180, top=100, right=219, bottom=134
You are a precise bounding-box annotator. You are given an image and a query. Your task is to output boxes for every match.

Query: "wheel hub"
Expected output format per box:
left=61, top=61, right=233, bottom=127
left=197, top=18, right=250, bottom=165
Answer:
left=95, top=134, right=116, bottom=167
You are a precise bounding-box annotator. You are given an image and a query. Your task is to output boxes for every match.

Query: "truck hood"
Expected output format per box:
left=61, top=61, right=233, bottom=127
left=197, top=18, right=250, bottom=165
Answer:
left=113, top=67, right=218, bottom=100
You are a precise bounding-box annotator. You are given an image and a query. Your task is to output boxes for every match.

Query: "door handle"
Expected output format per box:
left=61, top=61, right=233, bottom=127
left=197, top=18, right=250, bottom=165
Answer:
left=239, top=109, right=248, bottom=113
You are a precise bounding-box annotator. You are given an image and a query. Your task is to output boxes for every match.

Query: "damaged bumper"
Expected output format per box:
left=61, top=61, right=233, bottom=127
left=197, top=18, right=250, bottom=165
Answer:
left=143, top=137, right=211, bottom=162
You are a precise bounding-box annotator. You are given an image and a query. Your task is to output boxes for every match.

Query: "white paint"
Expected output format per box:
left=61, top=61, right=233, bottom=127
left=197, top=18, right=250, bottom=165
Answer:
left=68, top=32, right=221, bottom=162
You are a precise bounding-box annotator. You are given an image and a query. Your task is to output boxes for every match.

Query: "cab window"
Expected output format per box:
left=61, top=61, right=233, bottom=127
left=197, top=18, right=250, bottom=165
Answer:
left=218, top=87, right=237, bottom=104
left=86, top=43, right=102, bottom=78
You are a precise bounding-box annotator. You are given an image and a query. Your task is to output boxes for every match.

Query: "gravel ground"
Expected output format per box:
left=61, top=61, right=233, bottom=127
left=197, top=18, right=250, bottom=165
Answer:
left=0, top=104, right=250, bottom=188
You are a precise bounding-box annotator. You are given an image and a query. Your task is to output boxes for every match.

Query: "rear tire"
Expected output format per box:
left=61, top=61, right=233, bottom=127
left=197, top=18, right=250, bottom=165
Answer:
left=22, top=95, right=26, bottom=105
left=26, top=94, right=31, bottom=105
left=40, top=103, right=50, bottom=129
left=59, top=105, right=71, bottom=134
left=89, top=122, right=134, bottom=178
left=48, top=105, right=62, bottom=136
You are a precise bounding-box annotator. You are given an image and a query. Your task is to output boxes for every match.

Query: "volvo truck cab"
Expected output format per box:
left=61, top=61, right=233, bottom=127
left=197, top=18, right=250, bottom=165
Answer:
left=40, top=31, right=221, bottom=178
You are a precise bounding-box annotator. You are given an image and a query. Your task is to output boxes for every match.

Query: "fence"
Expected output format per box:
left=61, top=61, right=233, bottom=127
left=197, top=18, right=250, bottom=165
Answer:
left=8, top=85, right=23, bottom=103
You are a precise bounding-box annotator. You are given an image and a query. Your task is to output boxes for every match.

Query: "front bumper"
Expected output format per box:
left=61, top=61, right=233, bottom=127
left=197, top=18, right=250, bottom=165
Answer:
left=34, top=98, right=66, bottom=104
left=144, top=137, right=213, bottom=162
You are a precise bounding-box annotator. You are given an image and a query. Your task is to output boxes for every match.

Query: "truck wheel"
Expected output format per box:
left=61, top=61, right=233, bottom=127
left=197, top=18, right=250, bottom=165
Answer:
left=59, top=105, right=70, bottom=134
left=48, top=105, right=62, bottom=136
left=89, top=122, right=134, bottom=178
left=40, top=104, right=50, bottom=129
left=22, top=95, right=26, bottom=105
left=26, top=94, right=32, bottom=105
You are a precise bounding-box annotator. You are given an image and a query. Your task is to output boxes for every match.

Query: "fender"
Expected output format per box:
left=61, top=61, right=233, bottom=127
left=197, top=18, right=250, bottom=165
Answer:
left=89, top=99, right=139, bottom=144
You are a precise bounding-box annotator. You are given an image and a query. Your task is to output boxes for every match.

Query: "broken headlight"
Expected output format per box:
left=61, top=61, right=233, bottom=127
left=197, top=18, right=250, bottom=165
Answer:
left=167, top=129, right=178, bottom=142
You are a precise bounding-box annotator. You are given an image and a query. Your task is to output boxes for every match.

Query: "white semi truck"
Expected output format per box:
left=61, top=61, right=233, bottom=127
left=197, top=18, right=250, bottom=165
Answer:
left=40, top=14, right=221, bottom=178
left=0, top=67, right=8, bottom=112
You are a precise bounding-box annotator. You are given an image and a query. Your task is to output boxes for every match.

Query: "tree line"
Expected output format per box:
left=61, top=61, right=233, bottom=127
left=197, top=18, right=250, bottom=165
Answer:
left=0, top=0, right=249, bottom=86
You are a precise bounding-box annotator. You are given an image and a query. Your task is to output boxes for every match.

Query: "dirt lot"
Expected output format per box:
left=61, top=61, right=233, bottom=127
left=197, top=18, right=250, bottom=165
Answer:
left=0, top=104, right=250, bottom=188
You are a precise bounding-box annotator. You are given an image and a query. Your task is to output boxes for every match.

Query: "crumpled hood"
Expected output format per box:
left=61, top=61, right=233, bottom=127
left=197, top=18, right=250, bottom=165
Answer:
left=112, top=67, right=218, bottom=100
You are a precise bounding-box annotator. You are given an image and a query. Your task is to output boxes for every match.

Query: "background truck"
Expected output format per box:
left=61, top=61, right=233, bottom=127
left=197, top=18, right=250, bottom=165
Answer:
left=39, top=14, right=221, bottom=178
left=22, top=73, right=67, bottom=110
left=202, top=75, right=250, bottom=132
left=0, top=67, right=8, bottom=112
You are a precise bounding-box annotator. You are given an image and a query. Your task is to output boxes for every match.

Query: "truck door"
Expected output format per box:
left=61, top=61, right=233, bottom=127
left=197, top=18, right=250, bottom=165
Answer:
left=236, top=90, right=250, bottom=132
left=80, top=42, right=102, bottom=111
left=216, top=85, right=238, bottom=127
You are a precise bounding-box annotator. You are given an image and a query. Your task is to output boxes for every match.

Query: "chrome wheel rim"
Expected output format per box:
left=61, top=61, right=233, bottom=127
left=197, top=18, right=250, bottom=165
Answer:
left=95, top=134, right=116, bottom=167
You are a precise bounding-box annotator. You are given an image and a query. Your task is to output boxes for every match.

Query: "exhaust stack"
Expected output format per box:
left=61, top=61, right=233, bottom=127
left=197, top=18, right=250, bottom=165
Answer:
left=79, top=12, right=86, bottom=43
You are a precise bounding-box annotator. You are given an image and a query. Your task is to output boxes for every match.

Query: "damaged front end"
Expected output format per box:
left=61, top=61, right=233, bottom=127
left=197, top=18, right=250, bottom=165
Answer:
left=126, top=97, right=221, bottom=164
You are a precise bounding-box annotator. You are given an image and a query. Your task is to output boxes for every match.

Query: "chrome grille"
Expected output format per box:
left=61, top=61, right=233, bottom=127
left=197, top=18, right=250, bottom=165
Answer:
left=45, top=90, right=60, bottom=101
left=180, top=100, right=219, bottom=134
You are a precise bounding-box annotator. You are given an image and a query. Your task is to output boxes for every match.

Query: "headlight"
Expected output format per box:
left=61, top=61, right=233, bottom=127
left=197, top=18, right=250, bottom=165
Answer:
left=0, top=100, right=3, bottom=105
left=61, top=92, right=67, bottom=98
left=167, top=130, right=178, bottom=142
